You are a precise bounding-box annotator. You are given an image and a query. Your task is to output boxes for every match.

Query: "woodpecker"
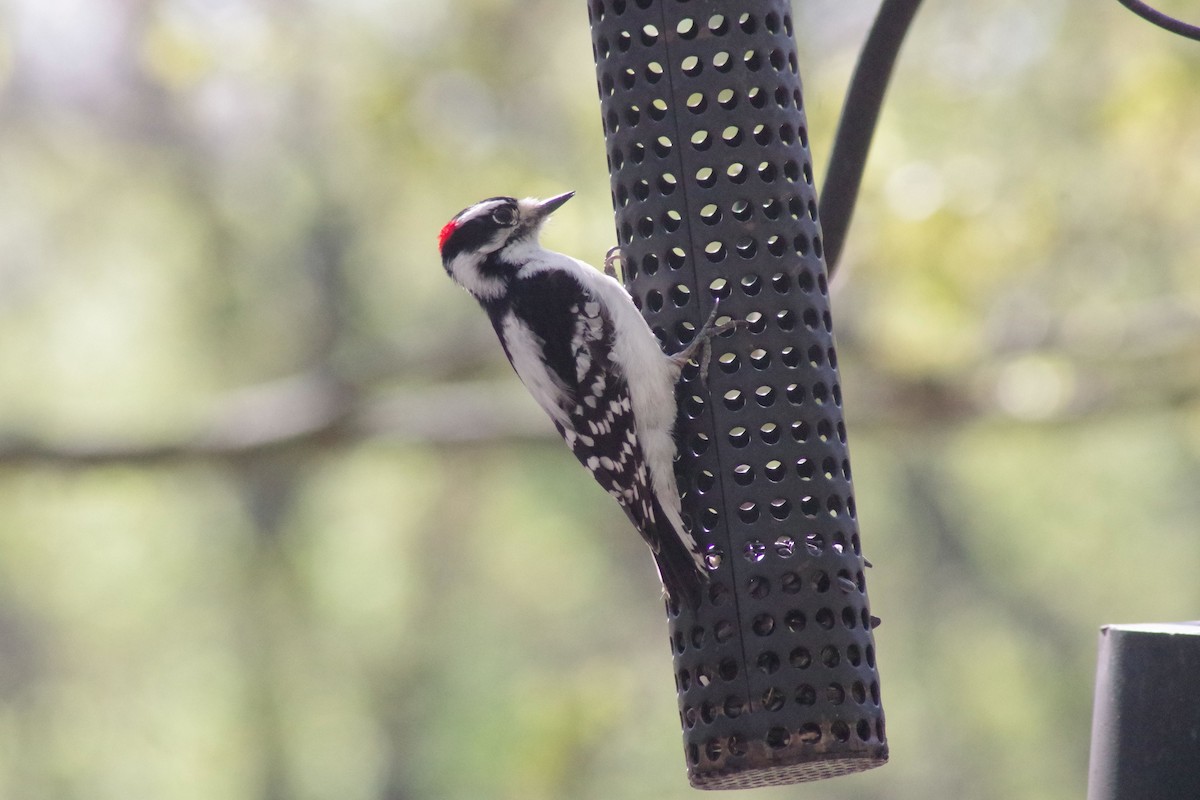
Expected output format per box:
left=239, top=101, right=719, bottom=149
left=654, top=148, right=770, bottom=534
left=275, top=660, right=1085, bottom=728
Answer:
left=438, top=191, right=727, bottom=608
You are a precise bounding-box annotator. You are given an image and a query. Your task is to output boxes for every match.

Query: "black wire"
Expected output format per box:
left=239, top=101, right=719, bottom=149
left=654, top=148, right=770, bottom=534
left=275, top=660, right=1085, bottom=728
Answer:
left=818, top=0, right=1195, bottom=279
left=1116, top=0, right=1200, bottom=41
left=818, top=0, right=924, bottom=278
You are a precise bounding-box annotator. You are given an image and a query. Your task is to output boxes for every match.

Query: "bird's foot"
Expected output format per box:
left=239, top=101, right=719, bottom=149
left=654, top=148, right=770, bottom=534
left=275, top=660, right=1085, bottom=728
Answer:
left=603, top=245, right=625, bottom=284
left=670, top=300, right=746, bottom=386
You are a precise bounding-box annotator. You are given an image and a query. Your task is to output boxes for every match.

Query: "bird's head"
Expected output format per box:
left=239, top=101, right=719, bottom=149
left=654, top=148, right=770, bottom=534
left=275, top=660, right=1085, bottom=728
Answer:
left=438, top=191, right=574, bottom=302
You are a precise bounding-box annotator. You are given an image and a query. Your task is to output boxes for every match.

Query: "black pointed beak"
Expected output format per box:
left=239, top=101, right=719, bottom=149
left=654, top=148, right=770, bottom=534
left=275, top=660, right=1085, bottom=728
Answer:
left=531, top=191, right=574, bottom=220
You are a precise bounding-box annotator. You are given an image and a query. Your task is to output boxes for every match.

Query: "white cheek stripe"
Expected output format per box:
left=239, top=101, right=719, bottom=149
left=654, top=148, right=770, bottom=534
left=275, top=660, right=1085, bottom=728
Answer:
left=447, top=248, right=506, bottom=301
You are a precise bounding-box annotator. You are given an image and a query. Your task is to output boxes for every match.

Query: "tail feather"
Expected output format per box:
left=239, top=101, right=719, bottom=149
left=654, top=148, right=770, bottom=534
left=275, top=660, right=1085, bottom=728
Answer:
left=641, top=496, right=706, bottom=610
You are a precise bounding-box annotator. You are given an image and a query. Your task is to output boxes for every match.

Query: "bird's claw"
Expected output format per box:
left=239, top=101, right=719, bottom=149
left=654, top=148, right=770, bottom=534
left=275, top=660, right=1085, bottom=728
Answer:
left=603, top=245, right=624, bottom=283
left=671, top=299, right=746, bottom=388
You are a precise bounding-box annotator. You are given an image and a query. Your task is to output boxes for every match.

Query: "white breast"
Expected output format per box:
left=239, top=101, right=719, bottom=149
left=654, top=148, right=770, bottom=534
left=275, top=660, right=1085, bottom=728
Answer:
left=499, top=311, right=572, bottom=429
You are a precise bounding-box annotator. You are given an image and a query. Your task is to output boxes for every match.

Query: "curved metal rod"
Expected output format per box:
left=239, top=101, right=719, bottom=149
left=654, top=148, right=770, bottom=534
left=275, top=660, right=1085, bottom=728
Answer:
left=819, top=0, right=924, bottom=278
left=1115, top=0, right=1200, bottom=41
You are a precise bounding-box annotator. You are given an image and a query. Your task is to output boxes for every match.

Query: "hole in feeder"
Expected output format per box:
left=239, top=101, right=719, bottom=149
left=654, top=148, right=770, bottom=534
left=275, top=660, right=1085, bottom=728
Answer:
left=756, top=651, right=780, bottom=674
left=762, top=687, right=786, bottom=711
left=820, top=646, right=840, bottom=668
left=744, top=540, right=766, bottom=562
left=790, top=647, right=812, bottom=669
left=766, top=726, right=790, bottom=749
left=780, top=571, right=801, bottom=593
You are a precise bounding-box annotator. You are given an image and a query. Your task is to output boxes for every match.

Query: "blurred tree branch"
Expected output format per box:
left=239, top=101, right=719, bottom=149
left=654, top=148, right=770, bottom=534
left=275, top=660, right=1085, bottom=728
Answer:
left=4, top=288, right=1200, bottom=468
left=0, top=376, right=550, bottom=468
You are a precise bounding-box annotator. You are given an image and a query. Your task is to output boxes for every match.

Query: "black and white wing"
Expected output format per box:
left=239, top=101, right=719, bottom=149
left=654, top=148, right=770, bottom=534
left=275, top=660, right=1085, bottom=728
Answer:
left=491, top=269, right=703, bottom=607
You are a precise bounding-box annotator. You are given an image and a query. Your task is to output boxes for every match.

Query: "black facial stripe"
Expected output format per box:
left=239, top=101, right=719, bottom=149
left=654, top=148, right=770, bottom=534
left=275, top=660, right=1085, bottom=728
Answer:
left=478, top=249, right=518, bottom=283
left=440, top=197, right=518, bottom=262
left=441, top=215, right=496, bottom=262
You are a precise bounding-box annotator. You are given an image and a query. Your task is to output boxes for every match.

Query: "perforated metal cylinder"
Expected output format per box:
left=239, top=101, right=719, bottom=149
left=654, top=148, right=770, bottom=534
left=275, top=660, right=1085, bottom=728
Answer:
left=587, top=0, right=887, bottom=788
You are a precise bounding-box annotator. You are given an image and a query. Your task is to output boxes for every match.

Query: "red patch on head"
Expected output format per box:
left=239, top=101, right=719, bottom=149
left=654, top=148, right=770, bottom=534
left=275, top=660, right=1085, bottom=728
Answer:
left=438, top=218, right=459, bottom=253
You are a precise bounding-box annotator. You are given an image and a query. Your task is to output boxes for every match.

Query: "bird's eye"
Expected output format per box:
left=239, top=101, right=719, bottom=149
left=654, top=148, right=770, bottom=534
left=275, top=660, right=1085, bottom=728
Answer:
left=492, top=207, right=517, bottom=225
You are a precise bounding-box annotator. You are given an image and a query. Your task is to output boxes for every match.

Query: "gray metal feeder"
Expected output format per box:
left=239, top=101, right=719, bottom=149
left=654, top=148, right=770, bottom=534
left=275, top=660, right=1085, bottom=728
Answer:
left=588, top=0, right=887, bottom=787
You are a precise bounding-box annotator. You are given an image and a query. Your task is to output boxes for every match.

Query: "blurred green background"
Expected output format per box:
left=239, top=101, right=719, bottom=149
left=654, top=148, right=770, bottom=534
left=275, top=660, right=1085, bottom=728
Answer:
left=1, top=0, right=1198, bottom=798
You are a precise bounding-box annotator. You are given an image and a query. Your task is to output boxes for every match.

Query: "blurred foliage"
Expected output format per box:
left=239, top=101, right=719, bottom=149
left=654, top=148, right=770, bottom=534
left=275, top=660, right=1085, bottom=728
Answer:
left=0, top=0, right=1199, bottom=798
